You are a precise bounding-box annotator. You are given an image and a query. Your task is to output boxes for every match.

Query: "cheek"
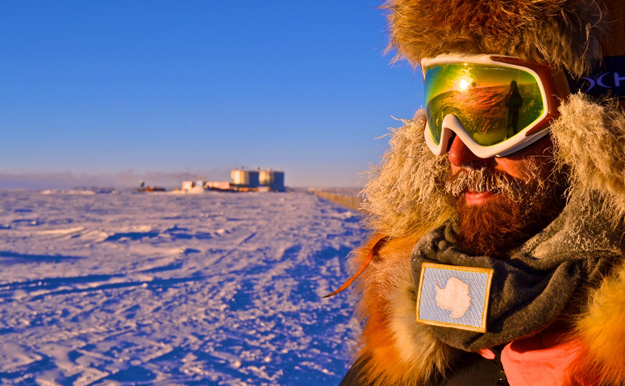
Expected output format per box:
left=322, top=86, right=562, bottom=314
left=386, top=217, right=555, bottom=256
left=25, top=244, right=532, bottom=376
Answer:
left=494, top=156, right=553, bottom=181
left=495, top=136, right=555, bottom=181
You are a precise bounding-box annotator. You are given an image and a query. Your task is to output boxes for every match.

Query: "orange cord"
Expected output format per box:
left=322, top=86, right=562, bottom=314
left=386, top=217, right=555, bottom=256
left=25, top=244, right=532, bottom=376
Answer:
left=323, top=236, right=389, bottom=298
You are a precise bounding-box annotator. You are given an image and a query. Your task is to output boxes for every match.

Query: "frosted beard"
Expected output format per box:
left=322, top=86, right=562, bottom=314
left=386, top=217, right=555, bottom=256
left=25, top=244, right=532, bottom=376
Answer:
left=444, top=164, right=567, bottom=257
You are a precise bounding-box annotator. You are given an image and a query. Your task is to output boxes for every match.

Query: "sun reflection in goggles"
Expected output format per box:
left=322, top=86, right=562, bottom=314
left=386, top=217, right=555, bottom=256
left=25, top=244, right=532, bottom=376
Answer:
left=424, top=63, right=545, bottom=147
left=458, top=78, right=473, bottom=91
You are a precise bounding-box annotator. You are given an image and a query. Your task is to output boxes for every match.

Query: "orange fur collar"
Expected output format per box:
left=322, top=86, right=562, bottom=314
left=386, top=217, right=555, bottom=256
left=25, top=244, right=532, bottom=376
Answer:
left=350, top=234, right=625, bottom=385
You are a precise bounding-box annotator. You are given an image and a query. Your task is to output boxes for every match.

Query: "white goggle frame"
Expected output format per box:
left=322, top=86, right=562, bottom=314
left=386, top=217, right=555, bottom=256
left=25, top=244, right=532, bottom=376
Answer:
left=421, top=54, right=560, bottom=158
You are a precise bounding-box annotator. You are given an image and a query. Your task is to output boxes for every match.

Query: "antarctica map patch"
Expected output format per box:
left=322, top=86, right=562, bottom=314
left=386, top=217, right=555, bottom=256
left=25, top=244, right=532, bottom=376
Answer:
left=416, top=263, right=494, bottom=333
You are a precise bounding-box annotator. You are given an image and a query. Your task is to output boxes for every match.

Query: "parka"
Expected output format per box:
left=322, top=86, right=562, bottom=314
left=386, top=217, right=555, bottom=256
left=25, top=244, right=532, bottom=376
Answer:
left=339, top=0, right=625, bottom=384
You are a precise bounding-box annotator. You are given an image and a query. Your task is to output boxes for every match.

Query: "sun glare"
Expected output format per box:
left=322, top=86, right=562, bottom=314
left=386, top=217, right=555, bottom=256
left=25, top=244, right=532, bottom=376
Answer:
left=459, top=78, right=471, bottom=91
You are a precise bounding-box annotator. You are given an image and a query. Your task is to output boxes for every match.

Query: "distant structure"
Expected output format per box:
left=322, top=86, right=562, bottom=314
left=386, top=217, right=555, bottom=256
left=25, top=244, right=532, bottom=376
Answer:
left=137, top=180, right=166, bottom=193
left=205, top=181, right=231, bottom=191
left=231, top=168, right=285, bottom=192
left=231, top=169, right=260, bottom=189
left=179, top=168, right=285, bottom=193
left=181, top=181, right=206, bottom=193
left=259, top=169, right=285, bottom=191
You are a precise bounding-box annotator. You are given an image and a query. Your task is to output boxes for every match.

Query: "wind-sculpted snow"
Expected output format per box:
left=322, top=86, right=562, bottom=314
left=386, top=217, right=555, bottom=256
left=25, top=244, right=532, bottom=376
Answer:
left=0, top=190, right=366, bottom=385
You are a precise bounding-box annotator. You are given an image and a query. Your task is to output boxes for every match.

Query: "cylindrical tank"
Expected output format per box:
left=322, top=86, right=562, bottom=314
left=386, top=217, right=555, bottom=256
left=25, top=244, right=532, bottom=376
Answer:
left=231, top=169, right=260, bottom=187
left=231, top=169, right=250, bottom=186
left=232, top=168, right=282, bottom=189
left=272, top=171, right=285, bottom=191
left=259, top=169, right=274, bottom=186
left=248, top=171, right=260, bottom=187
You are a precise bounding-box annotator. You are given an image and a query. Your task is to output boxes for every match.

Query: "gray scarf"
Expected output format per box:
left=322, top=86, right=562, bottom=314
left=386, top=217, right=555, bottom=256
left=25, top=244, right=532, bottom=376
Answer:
left=411, top=193, right=625, bottom=351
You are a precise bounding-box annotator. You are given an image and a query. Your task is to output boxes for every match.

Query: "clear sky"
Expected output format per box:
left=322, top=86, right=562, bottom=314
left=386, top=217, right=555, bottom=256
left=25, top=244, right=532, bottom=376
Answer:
left=1, top=1, right=424, bottom=188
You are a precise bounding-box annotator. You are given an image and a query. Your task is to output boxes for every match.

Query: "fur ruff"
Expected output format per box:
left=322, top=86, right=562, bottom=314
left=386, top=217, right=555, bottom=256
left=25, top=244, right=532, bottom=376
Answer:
left=382, top=0, right=608, bottom=77
left=351, top=234, right=459, bottom=385
left=566, top=258, right=625, bottom=385
left=360, top=114, right=453, bottom=238
left=551, top=93, right=625, bottom=226
left=353, top=93, right=625, bottom=384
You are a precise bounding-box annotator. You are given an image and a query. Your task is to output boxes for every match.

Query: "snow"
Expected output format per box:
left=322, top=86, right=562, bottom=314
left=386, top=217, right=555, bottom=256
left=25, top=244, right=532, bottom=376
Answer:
left=0, top=190, right=366, bottom=385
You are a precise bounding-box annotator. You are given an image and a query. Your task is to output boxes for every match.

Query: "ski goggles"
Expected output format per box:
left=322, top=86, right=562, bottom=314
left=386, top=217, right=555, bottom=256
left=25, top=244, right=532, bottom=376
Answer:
left=422, top=55, right=569, bottom=158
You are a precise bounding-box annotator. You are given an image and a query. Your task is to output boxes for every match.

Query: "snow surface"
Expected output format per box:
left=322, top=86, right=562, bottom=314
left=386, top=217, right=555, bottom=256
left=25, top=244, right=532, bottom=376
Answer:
left=0, top=190, right=367, bottom=385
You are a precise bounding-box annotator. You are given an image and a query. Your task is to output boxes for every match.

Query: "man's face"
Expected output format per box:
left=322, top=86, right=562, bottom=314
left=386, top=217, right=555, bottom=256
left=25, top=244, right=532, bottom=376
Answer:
left=444, top=135, right=566, bottom=256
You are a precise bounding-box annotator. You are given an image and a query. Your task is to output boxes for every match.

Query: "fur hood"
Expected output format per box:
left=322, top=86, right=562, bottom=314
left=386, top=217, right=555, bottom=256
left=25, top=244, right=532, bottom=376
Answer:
left=348, top=1, right=625, bottom=384
left=381, top=0, right=614, bottom=77
left=364, top=0, right=625, bottom=238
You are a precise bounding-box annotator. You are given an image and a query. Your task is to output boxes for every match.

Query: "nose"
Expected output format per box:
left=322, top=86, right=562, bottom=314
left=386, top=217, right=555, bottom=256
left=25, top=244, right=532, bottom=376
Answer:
left=447, top=135, right=490, bottom=169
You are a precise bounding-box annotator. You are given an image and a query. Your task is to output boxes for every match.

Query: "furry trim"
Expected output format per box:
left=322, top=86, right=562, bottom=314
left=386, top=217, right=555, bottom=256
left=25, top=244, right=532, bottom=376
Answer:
left=551, top=92, right=625, bottom=226
left=351, top=234, right=459, bottom=385
left=565, top=258, right=625, bottom=385
left=360, top=112, right=454, bottom=238
left=351, top=232, right=625, bottom=385
left=382, top=0, right=607, bottom=77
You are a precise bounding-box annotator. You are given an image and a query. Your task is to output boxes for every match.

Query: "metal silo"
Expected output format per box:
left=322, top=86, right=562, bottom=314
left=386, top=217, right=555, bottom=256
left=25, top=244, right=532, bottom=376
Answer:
left=231, top=169, right=250, bottom=186
left=248, top=170, right=260, bottom=187
left=259, top=169, right=274, bottom=186
left=272, top=171, right=285, bottom=191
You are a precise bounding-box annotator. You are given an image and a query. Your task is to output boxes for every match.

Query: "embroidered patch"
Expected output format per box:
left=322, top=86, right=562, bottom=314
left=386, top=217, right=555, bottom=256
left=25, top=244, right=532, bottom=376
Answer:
left=416, top=263, right=494, bottom=333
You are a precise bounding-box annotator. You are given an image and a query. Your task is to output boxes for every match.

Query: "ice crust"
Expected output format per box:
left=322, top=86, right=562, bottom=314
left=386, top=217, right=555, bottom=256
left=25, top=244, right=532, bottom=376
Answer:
left=0, top=190, right=365, bottom=385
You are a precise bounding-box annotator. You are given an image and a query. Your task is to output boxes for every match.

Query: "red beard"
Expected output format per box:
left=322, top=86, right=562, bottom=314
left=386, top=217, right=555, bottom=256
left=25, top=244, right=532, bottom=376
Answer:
left=449, top=170, right=566, bottom=257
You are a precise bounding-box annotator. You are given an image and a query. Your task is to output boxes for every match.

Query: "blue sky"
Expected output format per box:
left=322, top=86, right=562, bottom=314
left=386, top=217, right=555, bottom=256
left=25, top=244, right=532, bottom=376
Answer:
left=1, top=1, right=424, bottom=188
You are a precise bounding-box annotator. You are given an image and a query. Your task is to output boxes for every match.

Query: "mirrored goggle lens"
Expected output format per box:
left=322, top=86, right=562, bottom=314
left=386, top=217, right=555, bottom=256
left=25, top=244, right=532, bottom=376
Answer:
left=424, top=63, right=545, bottom=146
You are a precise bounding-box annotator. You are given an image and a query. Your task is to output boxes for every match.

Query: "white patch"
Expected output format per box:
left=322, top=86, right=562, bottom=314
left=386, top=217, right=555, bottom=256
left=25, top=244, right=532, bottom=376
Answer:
left=435, top=277, right=471, bottom=319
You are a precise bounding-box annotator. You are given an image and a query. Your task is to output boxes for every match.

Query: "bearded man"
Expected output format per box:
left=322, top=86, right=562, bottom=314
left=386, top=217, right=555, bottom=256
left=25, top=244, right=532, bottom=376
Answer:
left=335, top=0, right=625, bottom=385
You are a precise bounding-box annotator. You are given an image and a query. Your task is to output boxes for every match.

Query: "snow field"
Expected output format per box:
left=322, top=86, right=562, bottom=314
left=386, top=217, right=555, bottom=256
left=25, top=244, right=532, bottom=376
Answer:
left=0, top=190, right=367, bottom=385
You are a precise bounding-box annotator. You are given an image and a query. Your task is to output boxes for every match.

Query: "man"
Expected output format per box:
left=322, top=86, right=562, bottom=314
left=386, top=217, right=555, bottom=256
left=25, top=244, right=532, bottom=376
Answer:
left=337, top=0, right=625, bottom=384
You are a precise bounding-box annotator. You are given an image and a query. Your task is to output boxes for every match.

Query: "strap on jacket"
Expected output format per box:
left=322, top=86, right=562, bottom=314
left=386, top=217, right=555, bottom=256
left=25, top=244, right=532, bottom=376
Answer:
left=323, top=236, right=389, bottom=298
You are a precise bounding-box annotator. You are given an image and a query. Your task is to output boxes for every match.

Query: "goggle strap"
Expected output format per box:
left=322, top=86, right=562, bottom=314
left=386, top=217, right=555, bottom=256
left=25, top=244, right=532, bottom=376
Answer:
left=568, top=55, right=625, bottom=100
